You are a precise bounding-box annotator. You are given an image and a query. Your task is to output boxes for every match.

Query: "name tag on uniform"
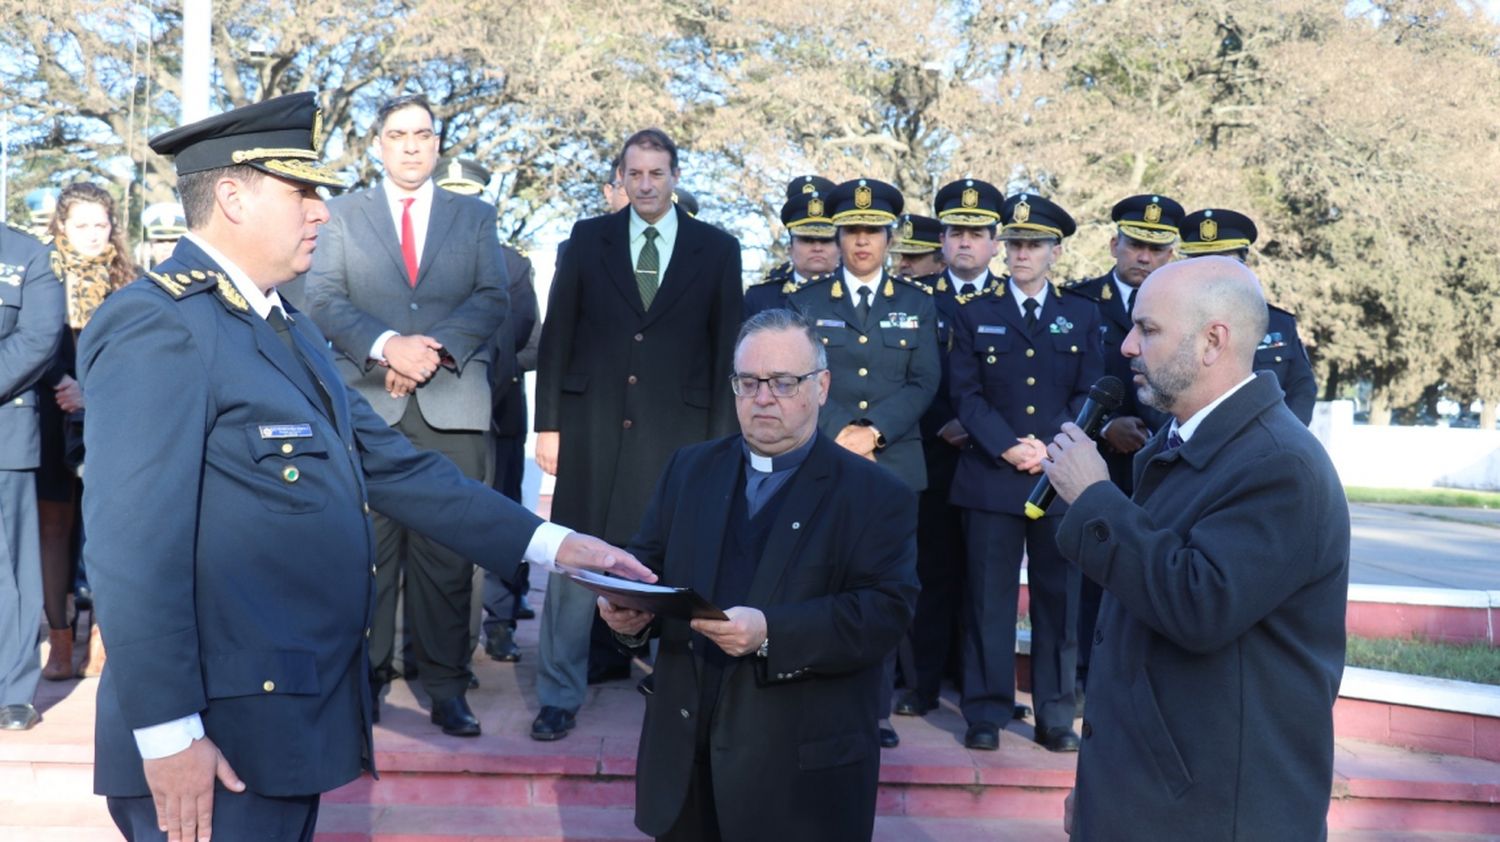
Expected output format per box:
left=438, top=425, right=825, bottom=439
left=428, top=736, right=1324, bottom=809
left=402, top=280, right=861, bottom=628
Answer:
left=259, top=423, right=314, bottom=439
left=977, top=324, right=1007, bottom=335
left=815, top=318, right=846, bottom=328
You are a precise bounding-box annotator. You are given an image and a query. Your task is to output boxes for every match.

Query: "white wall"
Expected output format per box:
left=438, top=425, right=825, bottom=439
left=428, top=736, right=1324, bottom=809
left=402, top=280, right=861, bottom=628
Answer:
left=1314, top=401, right=1500, bottom=491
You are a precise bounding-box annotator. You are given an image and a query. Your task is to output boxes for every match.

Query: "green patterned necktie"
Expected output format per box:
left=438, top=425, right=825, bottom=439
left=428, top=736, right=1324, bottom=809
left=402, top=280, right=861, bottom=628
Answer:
left=636, top=226, right=660, bottom=308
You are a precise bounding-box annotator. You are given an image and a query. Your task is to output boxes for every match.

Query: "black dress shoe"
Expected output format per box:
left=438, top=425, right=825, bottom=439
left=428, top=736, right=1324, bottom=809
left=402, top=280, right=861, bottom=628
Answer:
left=878, top=726, right=900, bottom=749
left=430, top=695, right=482, bottom=737
left=516, top=595, right=536, bottom=621
left=964, top=722, right=1000, bottom=751
left=1013, top=703, right=1032, bottom=721
left=530, top=705, right=576, bottom=741
left=894, top=692, right=936, bottom=717
left=1035, top=726, right=1081, bottom=752
left=484, top=629, right=521, bottom=662
left=468, top=672, right=480, bottom=690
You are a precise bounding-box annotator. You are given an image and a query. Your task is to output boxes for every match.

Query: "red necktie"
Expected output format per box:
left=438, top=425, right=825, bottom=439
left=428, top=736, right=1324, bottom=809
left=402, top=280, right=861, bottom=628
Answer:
left=400, top=197, right=418, bottom=287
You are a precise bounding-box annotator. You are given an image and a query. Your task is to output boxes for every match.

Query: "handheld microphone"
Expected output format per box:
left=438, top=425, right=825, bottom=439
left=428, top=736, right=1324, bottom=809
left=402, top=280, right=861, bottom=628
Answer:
left=1023, top=376, right=1125, bottom=520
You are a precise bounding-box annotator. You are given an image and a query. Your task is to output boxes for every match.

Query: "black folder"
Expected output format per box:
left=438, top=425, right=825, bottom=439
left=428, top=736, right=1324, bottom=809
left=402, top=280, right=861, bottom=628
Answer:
left=566, top=569, right=728, bottom=621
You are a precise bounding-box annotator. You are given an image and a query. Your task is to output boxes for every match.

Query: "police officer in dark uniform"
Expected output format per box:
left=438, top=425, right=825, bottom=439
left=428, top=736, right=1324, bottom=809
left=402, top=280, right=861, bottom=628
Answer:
left=948, top=193, right=1103, bottom=752
left=1180, top=208, right=1317, bottom=424
left=1062, top=194, right=1181, bottom=700
left=892, top=181, right=1001, bottom=719
left=786, top=177, right=939, bottom=749
left=890, top=213, right=946, bottom=279
left=0, top=221, right=62, bottom=732
left=78, top=93, right=651, bottom=841
left=744, top=176, right=838, bottom=317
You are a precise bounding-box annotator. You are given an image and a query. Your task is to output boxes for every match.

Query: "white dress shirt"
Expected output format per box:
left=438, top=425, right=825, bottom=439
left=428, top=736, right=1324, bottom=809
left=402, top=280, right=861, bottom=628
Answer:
left=134, top=236, right=574, bottom=760
left=1169, top=374, right=1258, bottom=443
left=842, top=268, right=880, bottom=306
left=1112, top=272, right=1138, bottom=315
left=1009, top=277, right=1050, bottom=319
left=369, top=178, right=437, bottom=361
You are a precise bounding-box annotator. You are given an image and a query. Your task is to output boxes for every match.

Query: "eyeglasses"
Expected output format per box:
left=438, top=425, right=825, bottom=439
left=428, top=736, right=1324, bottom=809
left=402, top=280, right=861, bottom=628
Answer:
left=729, top=370, right=823, bottom=398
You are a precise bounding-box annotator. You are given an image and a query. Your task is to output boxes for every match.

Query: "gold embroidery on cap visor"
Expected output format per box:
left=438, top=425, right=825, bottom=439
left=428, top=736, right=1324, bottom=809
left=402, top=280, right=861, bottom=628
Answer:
left=258, top=157, right=346, bottom=188
left=938, top=208, right=1000, bottom=227
left=1118, top=221, right=1180, bottom=245
left=311, top=108, right=324, bottom=154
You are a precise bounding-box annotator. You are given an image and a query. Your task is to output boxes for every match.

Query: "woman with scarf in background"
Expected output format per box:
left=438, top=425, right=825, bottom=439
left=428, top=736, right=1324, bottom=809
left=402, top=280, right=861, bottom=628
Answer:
left=38, top=182, right=135, bottom=681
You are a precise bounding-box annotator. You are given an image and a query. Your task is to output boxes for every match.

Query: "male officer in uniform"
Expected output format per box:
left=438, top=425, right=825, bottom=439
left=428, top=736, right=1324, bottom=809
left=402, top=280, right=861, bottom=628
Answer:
left=1180, top=208, right=1317, bottom=424
left=786, top=177, right=938, bottom=748
left=948, top=193, right=1103, bottom=752
left=1062, top=194, right=1181, bottom=700
left=78, top=93, right=651, bottom=842
left=141, top=202, right=188, bottom=268
left=434, top=156, right=541, bottom=662
left=890, top=213, right=946, bottom=279
left=305, top=96, right=514, bottom=737
left=744, top=176, right=838, bottom=317
left=0, top=219, right=61, bottom=732
left=894, top=179, right=1001, bottom=718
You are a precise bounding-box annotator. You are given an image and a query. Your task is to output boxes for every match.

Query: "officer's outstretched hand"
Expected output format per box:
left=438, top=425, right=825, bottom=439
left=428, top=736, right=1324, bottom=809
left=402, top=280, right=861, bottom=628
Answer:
left=142, top=735, right=245, bottom=842
left=555, top=533, right=657, bottom=583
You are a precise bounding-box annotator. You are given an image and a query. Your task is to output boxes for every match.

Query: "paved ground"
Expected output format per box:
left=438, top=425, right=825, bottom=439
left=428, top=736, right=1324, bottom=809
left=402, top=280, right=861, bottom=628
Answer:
left=1349, top=504, right=1500, bottom=590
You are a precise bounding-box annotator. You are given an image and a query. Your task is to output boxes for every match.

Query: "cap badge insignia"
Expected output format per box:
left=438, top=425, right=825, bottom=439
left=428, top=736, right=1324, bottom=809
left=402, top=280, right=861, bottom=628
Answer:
left=807, top=197, right=824, bottom=217
left=855, top=185, right=873, bottom=209
left=962, top=188, right=979, bottom=209
left=311, top=108, right=324, bottom=154
left=1144, top=202, right=1162, bottom=224
left=1013, top=200, right=1031, bottom=224
left=1200, top=218, right=1218, bottom=241
left=448, top=160, right=463, bottom=182
left=901, top=219, right=914, bottom=239
left=801, top=181, right=816, bottom=194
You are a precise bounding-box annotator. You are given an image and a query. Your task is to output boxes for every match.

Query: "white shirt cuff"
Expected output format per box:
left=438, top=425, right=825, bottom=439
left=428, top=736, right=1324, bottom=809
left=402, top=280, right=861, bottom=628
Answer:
left=133, top=714, right=205, bottom=760
left=524, top=521, right=573, bottom=573
left=370, top=330, right=399, bottom=362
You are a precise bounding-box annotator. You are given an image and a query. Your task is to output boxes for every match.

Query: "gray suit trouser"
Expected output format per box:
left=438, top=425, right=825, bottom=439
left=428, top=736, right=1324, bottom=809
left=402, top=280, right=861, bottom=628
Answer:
left=536, top=569, right=596, bottom=711
left=0, top=468, right=41, bottom=706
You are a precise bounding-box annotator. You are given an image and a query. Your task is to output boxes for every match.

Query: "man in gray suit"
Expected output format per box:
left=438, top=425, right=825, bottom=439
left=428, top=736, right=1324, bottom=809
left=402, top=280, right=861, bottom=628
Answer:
left=1043, top=257, right=1349, bottom=841
left=0, top=222, right=61, bottom=731
left=305, top=94, right=510, bottom=737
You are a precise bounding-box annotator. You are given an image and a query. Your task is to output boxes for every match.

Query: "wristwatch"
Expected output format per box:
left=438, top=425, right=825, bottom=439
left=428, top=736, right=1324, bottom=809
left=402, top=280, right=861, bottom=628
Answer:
left=756, top=637, right=770, bottom=659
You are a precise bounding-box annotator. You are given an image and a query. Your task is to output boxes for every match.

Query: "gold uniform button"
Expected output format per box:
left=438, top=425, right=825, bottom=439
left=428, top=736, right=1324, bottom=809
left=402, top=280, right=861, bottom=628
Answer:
left=858, top=335, right=868, bottom=344
left=1026, top=405, right=1036, bottom=415
left=899, top=339, right=907, bottom=347
left=282, top=466, right=300, bottom=483
left=986, top=355, right=997, bottom=364
left=858, top=367, right=868, bottom=377
left=1027, top=377, right=1036, bottom=386
left=858, top=400, right=869, bottom=410
left=987, top=346, right=995, bottom=353
left=1025, top=348, right=1035, bottom=358
left=280, top=442, right=294, bottom=455
left=12, top=398, right=22, bottom=406
left=262, top=680, right=276, bottom=693
left=1070, top=345, right=1078, bottom=353
left=1275, top=355, right=1284, bottom=363
left=821, top=336, right=829, bottom=345
left=363, top=502, right=370, bottom=515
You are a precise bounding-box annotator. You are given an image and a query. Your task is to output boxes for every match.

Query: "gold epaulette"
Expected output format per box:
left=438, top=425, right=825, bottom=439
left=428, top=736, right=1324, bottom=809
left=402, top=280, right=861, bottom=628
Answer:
left=898, top=275, right=936, bottom=295
left=147, top=267, right=248, bottom=312
left=956, top=279, right=1004, bottom=306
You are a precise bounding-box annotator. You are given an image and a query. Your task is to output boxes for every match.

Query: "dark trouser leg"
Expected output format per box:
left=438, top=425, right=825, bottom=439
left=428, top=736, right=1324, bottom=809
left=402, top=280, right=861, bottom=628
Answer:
left=1024, top=518, right=1079, bottom=733
left=395, top=403, right=490, bottom=702
left=107, top=790, right=320, bottom=842
left=959, top=509, right=1024, bottom=727
left=909, top=477, right=966, bottom=705
left=368, top=511, right=405, bottom=686
left=482, top=434, right=526, bottom=640
left=657, top=756, right=723, bottom=842
left=0, top=469, right=42, bottom=706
